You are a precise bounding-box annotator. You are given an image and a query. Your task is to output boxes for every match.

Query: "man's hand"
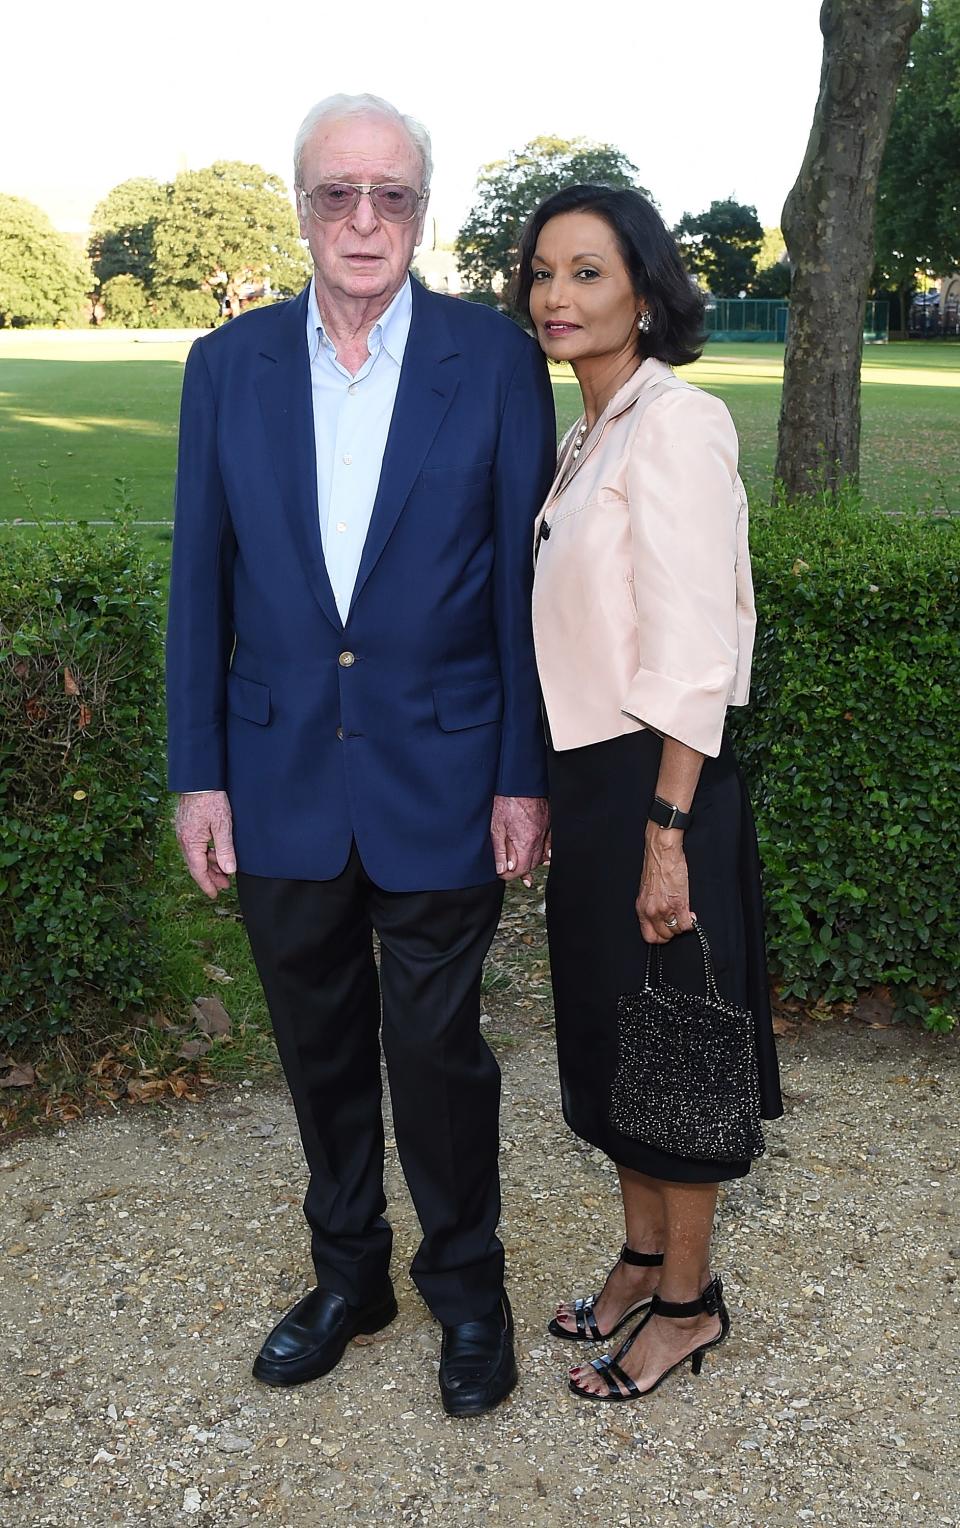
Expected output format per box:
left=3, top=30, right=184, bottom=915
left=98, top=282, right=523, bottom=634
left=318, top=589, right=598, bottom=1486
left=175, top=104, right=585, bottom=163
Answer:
left=490, top=795, right=550, bottom=887
left=175, top=790, right=237, bottom=900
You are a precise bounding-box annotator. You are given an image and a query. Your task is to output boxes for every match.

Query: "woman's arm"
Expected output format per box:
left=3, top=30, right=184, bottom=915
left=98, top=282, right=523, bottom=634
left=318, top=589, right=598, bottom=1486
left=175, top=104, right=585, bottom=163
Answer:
left=636, top=735, right=704, bottom=944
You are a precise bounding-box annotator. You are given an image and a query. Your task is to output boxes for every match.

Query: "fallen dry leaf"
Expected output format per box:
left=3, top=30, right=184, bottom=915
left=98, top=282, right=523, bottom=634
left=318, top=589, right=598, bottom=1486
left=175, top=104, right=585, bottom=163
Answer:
left=0, top=1062, right=35, bottom=1088
left=202, top=963, right=234, bottom=984
left=192, top=996, right=231, bottom=1037
left=853, top=988, right=895, bottom=1027
left=77, top=703, right=93, bottom=729
left=772, top=1016, right=798, bottom=1038
left=63, top=667, right=80, bottom=696
left=126, top=1079, right=169, bottom=1102
left=178, top=1038, right=212, bottom=1061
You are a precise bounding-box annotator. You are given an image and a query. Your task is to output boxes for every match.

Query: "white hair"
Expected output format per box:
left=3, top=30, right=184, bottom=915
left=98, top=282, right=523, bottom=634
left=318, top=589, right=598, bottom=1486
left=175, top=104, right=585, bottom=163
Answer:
left=293, top=93, right=432, bottom=193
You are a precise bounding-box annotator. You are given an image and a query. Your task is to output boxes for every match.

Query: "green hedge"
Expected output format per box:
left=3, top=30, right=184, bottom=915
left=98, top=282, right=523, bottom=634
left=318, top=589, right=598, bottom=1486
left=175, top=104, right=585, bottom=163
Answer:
left=733, top=496, right=959, bottom=1030
left=0, top=523, right=167, bottom=1047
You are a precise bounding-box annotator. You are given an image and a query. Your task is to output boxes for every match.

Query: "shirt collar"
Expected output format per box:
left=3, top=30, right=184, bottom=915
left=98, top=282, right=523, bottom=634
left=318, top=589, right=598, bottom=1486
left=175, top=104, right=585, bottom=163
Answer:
left=306, top=275, right=413, bottom=365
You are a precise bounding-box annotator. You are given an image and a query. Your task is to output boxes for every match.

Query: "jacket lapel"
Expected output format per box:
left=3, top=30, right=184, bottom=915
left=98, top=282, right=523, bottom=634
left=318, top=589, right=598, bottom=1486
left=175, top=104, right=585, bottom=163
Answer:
left=254, top=284, right=343, bottom=632
left=542, top=357, right=676, bottom=507
left=349, top=280, right=459, bottom=613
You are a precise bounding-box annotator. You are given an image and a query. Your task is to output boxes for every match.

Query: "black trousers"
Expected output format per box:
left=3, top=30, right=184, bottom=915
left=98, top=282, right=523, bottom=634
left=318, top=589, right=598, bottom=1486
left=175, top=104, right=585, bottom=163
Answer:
left=236, top=844, right=505, bottom=1326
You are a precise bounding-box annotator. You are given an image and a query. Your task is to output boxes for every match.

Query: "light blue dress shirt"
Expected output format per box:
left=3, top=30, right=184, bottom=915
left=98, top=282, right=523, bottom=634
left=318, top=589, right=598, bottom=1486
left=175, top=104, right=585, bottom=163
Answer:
left=306, top=276, right=413, bottom=623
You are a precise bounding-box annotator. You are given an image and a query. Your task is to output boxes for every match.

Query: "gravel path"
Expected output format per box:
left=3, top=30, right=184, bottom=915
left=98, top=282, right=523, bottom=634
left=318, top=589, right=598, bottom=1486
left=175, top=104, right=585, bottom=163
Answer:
left=1, top=1014, right=957, bottom=1528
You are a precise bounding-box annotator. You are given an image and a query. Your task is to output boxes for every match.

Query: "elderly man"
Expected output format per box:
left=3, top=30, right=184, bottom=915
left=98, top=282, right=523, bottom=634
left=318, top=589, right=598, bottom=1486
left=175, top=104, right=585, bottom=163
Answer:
left=166, top=93, right=555, bottom=1416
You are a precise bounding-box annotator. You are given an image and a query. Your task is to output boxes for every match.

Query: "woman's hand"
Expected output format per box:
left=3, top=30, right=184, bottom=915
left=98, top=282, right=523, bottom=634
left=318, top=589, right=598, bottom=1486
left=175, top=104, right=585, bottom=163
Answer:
left=636, top=824, right=695, bottom=944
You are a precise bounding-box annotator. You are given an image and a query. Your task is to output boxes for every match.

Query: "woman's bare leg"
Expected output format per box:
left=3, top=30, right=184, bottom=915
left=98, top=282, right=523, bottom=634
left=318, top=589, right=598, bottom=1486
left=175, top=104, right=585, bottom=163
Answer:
left=570, top=1178, right=722, bottom=1394
left=553, top=1166, right=665, bottom=1335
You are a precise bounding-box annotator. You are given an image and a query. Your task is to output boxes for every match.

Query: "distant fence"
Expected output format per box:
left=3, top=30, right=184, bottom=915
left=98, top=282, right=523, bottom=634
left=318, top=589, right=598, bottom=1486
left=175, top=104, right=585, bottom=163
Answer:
left=704, top=299, right=889, bottom=344
left=908, top=295, right=960, bottom=338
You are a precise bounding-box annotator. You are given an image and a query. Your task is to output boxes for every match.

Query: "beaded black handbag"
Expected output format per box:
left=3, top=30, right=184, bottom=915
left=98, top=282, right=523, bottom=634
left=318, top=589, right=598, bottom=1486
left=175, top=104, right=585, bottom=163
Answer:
left=609, top=921, right=765, bottom=1162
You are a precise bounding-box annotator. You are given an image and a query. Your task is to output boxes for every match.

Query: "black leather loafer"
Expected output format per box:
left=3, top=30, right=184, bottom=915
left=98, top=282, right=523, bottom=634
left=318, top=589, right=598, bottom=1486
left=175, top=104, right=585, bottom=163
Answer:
left=253, top=1285, right=398, bottom=1388
left=439, top=1291, right=518, bottom=1417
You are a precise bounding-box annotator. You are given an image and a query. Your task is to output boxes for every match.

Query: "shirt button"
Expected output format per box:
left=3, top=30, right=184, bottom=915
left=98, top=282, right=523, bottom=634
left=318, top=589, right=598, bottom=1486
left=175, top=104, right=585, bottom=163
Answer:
left=336, top=726, right=344, bottom=740
left=338, top=651, right=355, bottom=668
left=348, top=384, right=358, bottom=395
left=336, top=521, right=347, bottom=533
left=343, top=453, right=352, bottom=465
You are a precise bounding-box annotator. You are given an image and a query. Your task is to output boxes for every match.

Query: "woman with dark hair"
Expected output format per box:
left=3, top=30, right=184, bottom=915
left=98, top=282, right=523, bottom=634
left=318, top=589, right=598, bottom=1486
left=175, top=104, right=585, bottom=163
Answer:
left=524, top=185, right=782, bottom=1402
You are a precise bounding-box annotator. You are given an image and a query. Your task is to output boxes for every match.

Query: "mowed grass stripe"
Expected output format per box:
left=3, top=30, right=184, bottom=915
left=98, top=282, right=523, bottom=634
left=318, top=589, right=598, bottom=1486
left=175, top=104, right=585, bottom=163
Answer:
left=1, top=339, right=958, bottom=533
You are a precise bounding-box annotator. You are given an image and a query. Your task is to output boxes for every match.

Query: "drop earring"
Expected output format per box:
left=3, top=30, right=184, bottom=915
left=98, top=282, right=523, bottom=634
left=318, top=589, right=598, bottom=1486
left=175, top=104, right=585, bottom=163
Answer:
left=637, top=310, right=652, bottom=333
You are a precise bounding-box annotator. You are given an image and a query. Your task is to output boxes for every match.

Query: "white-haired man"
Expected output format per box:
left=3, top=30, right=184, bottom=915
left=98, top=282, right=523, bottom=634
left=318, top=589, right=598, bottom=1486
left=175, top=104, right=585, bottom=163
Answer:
left=167, top=94, right=556, bottom=1415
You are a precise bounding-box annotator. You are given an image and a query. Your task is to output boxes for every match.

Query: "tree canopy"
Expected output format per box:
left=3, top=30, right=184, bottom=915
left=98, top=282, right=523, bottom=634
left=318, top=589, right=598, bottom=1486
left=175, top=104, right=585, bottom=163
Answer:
left=673, top=199, right=765, bottom=296
left=750, top=229, right=792, bottom=298
left=88, top=160, right=310, bottom=326
left=153, top=161, right=310, bottom=313
left=0, top=194, right=90, bottom=328
left=874, top=0, right=960, bottom=312
left=89, top=177, right=167, bottom=288
left=455, top=136, right=650, bottom=303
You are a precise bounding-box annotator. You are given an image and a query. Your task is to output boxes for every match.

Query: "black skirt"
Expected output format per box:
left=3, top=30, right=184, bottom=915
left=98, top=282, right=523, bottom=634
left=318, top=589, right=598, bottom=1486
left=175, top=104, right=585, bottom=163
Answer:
left=545, top=728, right=783, bottom=1183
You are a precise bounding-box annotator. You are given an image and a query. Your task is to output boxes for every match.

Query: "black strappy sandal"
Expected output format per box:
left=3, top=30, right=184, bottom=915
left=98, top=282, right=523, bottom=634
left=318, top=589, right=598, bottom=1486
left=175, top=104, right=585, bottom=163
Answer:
left=547, top=1244, right=664, bottom=1342
left=568, top=1274, right=730, bottom=1402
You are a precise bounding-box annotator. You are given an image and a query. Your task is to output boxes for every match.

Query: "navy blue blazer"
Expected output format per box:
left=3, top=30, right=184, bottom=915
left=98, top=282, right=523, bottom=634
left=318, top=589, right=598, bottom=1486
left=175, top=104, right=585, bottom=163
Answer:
left=166, top=279, right=557, bottom=890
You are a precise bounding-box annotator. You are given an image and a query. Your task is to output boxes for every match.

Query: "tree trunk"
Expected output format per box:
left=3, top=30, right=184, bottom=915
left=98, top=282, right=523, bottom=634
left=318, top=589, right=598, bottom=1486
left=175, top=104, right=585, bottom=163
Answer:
left=775, top=0, right=921, bottom=500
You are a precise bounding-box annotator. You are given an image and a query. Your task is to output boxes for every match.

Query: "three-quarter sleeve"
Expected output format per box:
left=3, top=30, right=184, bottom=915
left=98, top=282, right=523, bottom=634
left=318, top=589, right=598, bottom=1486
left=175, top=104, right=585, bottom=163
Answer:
left=620, top=387, right=741, bottom=758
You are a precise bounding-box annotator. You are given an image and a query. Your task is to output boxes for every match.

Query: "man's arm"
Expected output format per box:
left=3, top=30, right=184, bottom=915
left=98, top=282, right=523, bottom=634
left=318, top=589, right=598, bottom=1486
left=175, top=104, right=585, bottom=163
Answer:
left=490, top=337, right=556, bottom=883
left=166, top=339, right=238, bottom=896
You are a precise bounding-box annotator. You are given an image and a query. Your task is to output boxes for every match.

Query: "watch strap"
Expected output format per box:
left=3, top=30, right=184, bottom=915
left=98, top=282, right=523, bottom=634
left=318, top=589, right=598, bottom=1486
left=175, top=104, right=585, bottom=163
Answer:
left=648, top=796, right=692, bottom=830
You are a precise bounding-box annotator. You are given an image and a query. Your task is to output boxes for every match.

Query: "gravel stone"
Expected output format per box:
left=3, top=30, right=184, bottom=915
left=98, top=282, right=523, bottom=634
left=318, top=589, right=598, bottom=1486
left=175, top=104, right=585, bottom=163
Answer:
left=0, top=1019, right=957, bottom=1526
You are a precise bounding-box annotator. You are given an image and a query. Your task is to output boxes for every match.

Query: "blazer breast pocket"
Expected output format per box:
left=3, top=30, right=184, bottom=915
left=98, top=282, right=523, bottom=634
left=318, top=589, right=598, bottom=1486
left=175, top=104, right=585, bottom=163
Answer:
left=227, top=672, right=271, bottom=725
left=420, top=461, right=493, bottom=489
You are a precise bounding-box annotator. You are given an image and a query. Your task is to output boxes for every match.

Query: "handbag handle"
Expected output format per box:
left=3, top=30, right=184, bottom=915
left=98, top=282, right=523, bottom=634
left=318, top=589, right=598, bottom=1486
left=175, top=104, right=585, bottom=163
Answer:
left=643, top=918, right=721, bottom=1003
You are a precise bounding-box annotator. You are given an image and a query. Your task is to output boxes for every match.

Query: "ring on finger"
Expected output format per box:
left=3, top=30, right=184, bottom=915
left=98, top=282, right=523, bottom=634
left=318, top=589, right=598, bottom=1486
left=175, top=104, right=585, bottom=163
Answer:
left=665, top=915, right=679, bottom=929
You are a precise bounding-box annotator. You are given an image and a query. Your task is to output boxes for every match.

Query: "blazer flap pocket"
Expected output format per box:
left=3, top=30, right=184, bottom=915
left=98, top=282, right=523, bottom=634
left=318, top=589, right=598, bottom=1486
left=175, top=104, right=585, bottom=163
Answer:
left=433, top=678, right=503, bottom=732
left=227, top=672, right=271, bottom=725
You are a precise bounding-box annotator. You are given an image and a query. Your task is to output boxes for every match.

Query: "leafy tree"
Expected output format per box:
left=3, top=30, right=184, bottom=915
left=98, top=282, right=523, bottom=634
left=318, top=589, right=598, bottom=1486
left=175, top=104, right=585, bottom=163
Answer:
left=874, top=0, right=960, bottom=327
left=153, top=161, right=310, bottom=315
left=775, top=0, right=921, bottom=501
left=88, top=177, right=167, bottom=288
left=674, top=199, right=764, bottom=295
left=750, top=263, right=792, bottom=298
left=0, top=193, right=90, bottom=328
left=99, top=273, right=152, bottom=327
left=455, top=136, right=650, bottom=305
left=150, top=285, right=220, bottom=328
left=750, top=229, right=792, bottom=298
left=758, top=226, right=787, bottom=270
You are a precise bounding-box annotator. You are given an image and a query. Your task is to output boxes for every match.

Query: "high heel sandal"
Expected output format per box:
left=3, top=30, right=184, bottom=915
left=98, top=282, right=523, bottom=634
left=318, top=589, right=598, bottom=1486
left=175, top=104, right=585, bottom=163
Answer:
left=547, top=1244, right=664, bottom=1343
left=568, top=1274, right=730, bottom=1402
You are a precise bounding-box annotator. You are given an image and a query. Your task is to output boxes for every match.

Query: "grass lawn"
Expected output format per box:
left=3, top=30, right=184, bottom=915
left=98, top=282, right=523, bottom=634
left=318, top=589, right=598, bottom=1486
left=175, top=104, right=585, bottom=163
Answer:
left=554, top=341, right=960, bottom=513
left=0, top=337, right=958, bottom=552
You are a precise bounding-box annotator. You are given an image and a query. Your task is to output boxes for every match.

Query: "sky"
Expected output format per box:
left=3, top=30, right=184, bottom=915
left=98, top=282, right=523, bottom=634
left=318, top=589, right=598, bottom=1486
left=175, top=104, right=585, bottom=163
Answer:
left=1, top=0, right=825, bottom=244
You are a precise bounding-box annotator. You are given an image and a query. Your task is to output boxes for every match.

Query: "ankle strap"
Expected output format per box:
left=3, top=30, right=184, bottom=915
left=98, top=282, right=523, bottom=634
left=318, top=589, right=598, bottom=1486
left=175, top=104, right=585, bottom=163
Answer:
left=651, top=1275, right=723, bottom=1318
left=619, top=1243, right=664, bottom=1268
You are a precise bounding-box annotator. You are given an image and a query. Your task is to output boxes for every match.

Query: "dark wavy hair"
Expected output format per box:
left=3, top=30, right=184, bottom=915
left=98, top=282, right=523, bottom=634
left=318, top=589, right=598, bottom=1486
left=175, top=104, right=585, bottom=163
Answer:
left=513, top=184, right=705, bottom=367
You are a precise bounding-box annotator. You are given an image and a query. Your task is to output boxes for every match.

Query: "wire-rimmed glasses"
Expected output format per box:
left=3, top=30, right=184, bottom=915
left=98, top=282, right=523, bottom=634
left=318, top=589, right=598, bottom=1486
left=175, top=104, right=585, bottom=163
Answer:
left=300, top=181, right=426, bottom=224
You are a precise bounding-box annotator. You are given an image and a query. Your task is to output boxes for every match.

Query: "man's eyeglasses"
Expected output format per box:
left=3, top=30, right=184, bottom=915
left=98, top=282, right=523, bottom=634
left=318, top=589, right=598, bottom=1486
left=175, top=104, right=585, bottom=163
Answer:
left=300, top=181, right=426, bottom=225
